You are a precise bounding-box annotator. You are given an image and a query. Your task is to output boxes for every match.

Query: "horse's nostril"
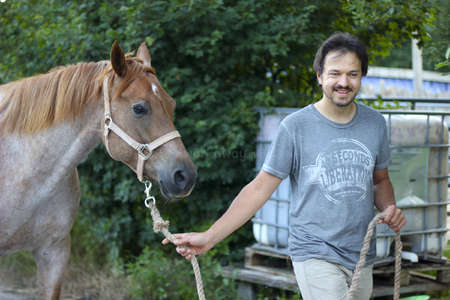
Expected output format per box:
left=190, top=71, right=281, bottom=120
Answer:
left=174, top=170, right=186, bottom=188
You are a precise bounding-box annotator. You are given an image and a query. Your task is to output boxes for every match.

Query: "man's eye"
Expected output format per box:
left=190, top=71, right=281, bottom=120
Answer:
left=132, top=103, right=149, bottom=116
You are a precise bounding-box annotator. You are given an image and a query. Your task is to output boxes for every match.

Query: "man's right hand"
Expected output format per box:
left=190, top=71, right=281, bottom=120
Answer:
left=162, top=232, right=214, bottom=260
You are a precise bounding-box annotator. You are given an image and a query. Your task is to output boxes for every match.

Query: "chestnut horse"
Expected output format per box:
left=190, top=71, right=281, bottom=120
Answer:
left=0, top=41, right=197, bottom=299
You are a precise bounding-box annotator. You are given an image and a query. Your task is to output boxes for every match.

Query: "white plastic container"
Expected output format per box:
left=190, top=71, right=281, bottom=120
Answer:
left=253, top=109, right=292, bottom=249
left=253, top=178, right=290, bottom=247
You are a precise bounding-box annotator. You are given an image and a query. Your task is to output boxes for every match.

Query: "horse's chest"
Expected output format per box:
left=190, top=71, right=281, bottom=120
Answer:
left=0, top=164, right=80, bottom=254
left=0, top=194, right=78, bottom=254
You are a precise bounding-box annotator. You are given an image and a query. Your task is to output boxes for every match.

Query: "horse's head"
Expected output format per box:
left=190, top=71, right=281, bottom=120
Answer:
left=100, top=41, right=196, bottom=199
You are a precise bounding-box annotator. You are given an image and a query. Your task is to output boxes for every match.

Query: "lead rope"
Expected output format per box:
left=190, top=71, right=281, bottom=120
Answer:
left=348, top=212, right=402, bottom=300
left=143, top=181, right=206, bottom=300
left=142, top=182, right=399, bottom=300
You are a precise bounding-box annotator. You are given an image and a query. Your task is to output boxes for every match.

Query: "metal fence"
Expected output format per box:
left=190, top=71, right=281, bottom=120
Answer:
left=252, top=98, right=450, bottom=260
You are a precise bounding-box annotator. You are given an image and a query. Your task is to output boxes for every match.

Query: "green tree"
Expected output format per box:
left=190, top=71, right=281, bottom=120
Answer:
left=371, top=0, right=449, bottom=72
left=422, top=0, right=450, bottom=73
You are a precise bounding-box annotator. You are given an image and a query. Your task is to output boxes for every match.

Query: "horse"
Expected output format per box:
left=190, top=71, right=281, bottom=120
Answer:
left=0, top=41, right=197, bottom=300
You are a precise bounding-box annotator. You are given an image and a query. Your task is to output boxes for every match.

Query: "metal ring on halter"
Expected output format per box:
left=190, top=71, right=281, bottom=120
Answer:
left=104, top=115, right=112, bottom=127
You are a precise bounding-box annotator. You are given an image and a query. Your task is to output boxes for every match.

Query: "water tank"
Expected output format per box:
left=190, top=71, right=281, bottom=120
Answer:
left=252, top=107, right=449, bottom=260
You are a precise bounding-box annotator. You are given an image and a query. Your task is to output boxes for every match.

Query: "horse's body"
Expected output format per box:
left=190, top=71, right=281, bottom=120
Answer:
left=0, top=42, right=196, bottom=299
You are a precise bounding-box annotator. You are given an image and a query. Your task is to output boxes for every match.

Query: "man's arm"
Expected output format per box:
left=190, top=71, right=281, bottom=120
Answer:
left=373, top=168, right=406, bottom=232
left=163, top=170, right=282, bottom=258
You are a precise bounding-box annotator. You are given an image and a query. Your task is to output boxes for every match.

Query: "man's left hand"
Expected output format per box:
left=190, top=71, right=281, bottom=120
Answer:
left=379, top=205, right=406, bottom=232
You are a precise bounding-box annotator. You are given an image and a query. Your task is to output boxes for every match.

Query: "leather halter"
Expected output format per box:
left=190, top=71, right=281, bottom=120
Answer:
left=103, top=75, right=181, bottom=182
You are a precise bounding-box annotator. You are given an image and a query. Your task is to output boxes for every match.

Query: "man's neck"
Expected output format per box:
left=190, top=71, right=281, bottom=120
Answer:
left=314, top=98, right=357, bottom=124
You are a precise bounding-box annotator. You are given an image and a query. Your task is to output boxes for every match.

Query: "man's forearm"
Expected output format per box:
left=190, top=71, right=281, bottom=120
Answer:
left=373, top=169, right=406, bottom=231
left=374, top=176, right=396, bottom=211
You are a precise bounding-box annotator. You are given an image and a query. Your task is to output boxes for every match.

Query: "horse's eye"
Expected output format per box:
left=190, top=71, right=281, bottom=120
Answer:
left=132, top=102, right=149, bottom=117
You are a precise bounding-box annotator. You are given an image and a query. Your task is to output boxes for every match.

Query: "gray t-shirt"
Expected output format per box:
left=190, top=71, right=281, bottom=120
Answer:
left=262, top=102, right=390, bottom=270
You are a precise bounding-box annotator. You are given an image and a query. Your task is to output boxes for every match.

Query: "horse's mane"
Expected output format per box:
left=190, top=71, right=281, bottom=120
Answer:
left=0, top=54, right=153, bottom=135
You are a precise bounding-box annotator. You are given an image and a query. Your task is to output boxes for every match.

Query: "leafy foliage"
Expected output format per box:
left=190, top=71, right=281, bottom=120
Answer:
left=422, top=0, right=450, bottom=73
left=434, top=47, right=450, bottom=73
left=126, top=246, right=237, bottom=300
left=369, top=0, right=449, bottom=72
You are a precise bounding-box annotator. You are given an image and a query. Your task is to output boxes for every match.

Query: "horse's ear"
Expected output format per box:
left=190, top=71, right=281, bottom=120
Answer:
left=137, top=42, right=151, bottom=66
left=110, top=40, right=126, bottom=77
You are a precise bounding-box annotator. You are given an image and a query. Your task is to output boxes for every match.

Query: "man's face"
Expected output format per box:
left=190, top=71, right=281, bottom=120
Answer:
left=317, top=50, right=362, bottom=108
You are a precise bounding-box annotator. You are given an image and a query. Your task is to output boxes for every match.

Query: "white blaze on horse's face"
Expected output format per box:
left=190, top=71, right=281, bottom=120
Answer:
left=152, top=83, right=159, bottom=95
left=103, top=42, right=197, bottom=199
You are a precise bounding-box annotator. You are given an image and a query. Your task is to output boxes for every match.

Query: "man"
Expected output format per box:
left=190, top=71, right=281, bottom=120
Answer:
left=163, top=32, right=406, bottom=300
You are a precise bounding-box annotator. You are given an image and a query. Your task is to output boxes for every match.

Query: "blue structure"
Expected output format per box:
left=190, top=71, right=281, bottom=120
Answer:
left=360, top=67, right=450, bottom=99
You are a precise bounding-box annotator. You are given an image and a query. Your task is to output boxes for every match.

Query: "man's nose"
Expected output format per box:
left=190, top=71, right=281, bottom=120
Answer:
left=337, top=75, right=349, bottom=86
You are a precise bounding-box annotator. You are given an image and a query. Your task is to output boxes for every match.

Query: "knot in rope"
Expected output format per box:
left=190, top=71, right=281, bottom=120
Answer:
left=147, top=201, right=170, bottom=233
left=153, top=219, right=170, bottom=233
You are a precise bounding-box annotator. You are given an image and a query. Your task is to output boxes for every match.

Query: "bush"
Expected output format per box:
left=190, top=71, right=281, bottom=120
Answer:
left=126, top=247, right=237, bottom=300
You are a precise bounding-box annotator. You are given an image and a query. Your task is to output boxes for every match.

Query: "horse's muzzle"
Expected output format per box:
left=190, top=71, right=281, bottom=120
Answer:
left=159, top=162, right=197, bottom=199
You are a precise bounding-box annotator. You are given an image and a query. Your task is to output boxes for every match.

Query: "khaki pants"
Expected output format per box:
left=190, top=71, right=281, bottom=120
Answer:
left=293, top=259, right=373, bottom=300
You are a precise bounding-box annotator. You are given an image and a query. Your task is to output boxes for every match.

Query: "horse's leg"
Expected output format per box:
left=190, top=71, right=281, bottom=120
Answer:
left=33, top=235, right=71, bottom=300
left=32, top=170, right=79, bottom=300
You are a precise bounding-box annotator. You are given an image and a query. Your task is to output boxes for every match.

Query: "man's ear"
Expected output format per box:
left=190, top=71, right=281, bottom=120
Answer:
left=110, top=40, right=126, bottom=77
left=316, top=72, right=323, bottom=85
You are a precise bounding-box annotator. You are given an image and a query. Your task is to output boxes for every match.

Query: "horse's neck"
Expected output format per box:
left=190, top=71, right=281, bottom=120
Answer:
left=40, top=102, right=102, bottom=169
left=44, top=103, right=103, bottom=168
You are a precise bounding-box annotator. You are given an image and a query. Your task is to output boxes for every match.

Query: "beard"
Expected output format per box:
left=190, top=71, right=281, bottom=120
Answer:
left=323, top=85, right=356, bottom=107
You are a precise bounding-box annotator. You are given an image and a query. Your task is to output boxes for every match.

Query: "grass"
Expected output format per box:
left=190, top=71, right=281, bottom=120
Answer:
left=0, top=250, right=36, bottom=295
left=0, top=250, right=127, bottom=299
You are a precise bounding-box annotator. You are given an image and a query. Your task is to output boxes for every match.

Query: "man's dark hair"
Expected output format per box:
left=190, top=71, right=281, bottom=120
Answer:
left=313, top=32, right=368, bottom=76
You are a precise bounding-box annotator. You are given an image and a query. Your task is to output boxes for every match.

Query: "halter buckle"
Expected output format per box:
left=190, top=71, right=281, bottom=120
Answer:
left=137, top=144, right=153, bottom=160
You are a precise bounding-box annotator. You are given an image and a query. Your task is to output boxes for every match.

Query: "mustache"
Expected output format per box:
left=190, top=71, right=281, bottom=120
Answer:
left=333, top=85, right=353, bottom=92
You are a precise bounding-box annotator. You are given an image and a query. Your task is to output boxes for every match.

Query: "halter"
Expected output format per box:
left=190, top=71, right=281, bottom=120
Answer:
left=103, top=75, right=181, bottom=182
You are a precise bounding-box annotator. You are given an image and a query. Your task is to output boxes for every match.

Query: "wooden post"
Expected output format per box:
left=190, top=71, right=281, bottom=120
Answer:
left=411, top=38, right=423, bottom=96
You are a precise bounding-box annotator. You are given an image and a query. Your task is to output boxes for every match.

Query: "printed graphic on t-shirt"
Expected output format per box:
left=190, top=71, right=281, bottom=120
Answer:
left=302, top=138, right=374, bottom=204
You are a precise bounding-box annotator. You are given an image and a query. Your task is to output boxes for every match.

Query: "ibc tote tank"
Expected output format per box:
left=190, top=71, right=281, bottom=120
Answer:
left=252, top=107, right=449, bottom=260
left=377, top=112, right=448, bottom=259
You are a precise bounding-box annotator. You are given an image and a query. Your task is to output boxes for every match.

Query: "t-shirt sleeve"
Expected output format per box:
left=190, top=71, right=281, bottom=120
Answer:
left=375, top=120, right=391, bottom=170
left=262, top=122, right=294, bottom=179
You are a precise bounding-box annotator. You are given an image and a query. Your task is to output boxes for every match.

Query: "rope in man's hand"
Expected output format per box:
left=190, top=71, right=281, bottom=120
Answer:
left=348, top=212, right=402, bottom=300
